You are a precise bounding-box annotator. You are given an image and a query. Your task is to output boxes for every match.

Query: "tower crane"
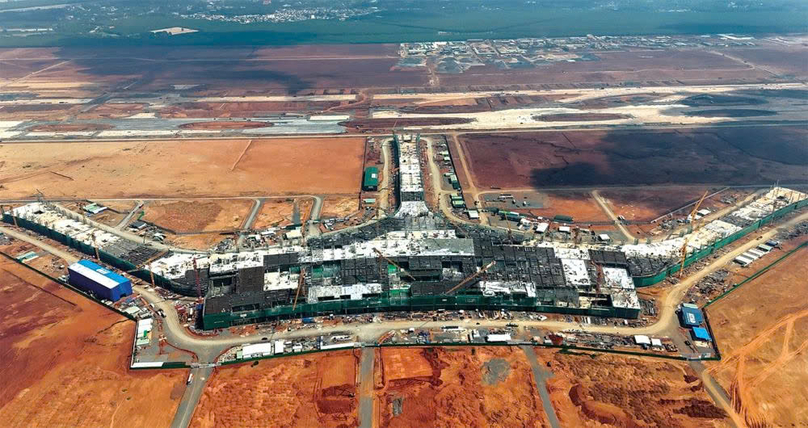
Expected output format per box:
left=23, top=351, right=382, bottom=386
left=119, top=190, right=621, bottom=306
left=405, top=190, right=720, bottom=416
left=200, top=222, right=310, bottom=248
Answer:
left=373, top=248, right=416, bottom=281
left=446, top=261, right=497, bottom=295
left=292, top=268, right=306, bottom=311
left=678, top=190, right=709, bottom=278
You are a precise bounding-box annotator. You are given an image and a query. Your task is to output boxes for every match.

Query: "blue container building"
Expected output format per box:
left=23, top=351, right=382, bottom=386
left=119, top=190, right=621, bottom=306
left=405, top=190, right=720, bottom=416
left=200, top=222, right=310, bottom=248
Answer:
left=68, top=259, right=133, bottom=302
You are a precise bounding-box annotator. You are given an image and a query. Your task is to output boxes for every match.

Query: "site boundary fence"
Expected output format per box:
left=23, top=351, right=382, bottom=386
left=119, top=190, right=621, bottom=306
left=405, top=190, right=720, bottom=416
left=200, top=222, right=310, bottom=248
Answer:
left=5, top=198, right=807, bottom=329
left=218, top=340, right=694, bottom=368
left=0, top=249, right=137, bottom=321
left=632, top=198, right=808, bottom=287
left=704, top=240, right=808, bottom=309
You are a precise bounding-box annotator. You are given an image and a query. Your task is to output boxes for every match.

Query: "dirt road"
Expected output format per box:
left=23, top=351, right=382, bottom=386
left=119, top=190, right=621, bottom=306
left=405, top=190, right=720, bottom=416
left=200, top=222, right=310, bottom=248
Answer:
left=591, top=189, right=633, bottom=241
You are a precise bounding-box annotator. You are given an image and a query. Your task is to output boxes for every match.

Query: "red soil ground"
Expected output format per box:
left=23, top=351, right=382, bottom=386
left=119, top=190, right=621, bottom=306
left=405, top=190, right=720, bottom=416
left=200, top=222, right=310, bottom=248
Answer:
left=191, top=350, right=359, bottom=428
left=535, top=348, right=728, bottom=427
left=375, top=347, right=547, bottom=428
left=0, top=257, right=187, bottom=427
left=459, top=127, right=808, bottom=189
left=0, top=137, right=365, bottom=198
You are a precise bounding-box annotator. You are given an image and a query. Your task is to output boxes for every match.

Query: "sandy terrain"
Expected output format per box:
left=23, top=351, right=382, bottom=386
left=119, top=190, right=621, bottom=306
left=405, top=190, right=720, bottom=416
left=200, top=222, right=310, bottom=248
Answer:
left=252, top=198, right=312, bottom=230
left=166, top=233, right=227, bottom=251
left=601, top=188, right=715, bottom=222
left=376, top=347, right=547, bottom=428
left=191, top=350, right=359, bottom=428
left=0, top=137, right=365, bottom=198
left=535, top=348, right=728, bottom=427
left=142, top=199, right=253, bottom=233
left=0, top=257, right=187, bottom=428
left=706, top=241, right=808, bottom=427
left=519, top=191, right=610, bottom=222
left=321, top=195, right=360, bottom=219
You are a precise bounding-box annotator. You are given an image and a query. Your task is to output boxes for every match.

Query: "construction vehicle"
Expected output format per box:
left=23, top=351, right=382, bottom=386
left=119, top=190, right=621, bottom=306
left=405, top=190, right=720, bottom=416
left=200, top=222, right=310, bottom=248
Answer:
left=678, top=190, right=709, bottom=277
left=446, top=261, right=497, bottom=294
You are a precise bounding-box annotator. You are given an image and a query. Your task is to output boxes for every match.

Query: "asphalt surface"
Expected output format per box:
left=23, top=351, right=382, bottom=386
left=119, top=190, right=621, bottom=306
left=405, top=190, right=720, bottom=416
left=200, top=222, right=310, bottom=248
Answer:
left=521, top=345, right=561, bottom=428
left=358, top=347, right=376, bottom=428
left=171, top=366, right=214, bottom=428
left=6, top=206, right=807, bottom=428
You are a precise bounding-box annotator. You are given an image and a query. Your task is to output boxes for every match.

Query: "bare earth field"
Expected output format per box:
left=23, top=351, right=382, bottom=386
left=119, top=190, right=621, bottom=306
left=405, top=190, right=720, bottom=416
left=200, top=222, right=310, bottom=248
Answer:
left=321, top=195, right=360, bottom=219
left=459, top=126, right=808, bottom=189
left=601, top=187, right=716, bottom=222
left=375, top=347, right=547, bottom=428
left=142, top=199, right=253, bottom=233
left=0, top=257, right=187, bottom=428
left=191, top=350, right=359, bottom=428
left=706, top=241, right=808, bottom=427
left=252, top=198, right=312, bottom=230
left=521, top=191, right=610, bottom=222
left=0, top=137, right=365, bottom=198
left=534, top=348, right=728, bottom=428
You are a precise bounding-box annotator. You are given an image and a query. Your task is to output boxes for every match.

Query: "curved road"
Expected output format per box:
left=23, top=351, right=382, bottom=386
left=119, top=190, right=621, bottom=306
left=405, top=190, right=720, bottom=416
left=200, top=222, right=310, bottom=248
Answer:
left=5, top=209, right=807, bottom=361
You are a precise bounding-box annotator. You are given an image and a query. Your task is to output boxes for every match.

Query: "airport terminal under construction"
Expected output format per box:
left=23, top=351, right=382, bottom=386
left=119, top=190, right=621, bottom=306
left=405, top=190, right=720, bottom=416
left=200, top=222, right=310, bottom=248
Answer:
left=4, top=133, right=807, bottom=330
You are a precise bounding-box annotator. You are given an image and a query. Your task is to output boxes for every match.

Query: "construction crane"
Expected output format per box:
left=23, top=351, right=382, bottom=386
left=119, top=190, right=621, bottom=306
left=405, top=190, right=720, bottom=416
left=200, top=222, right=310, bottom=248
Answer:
left=193, top=257, right=202, bottom=300
left=446, top=260, right=497, bottom=295
left=292, top=268, right=306, bottom=311
left=373, top=248, right=416, bottom=281
left=678, top=190, right=709, bottom=277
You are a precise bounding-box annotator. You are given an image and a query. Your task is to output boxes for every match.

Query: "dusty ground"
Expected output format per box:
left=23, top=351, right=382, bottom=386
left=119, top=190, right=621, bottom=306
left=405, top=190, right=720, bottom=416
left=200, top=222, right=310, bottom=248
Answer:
left=459, top=127, right=808, bottom=189
left=706, top=241, right=808, bottom=427
left=0, top=257, right=187, bottom=427
left=375, top=347, right=548, bottom=428
left=601, top=187, right=716, bottom=222
left=142, top=199, right=253, bottom=233
left=191, top=350, right=359, bottom=428
left=521, top=191, right=610, bottom=223
left=535, top=348, right=728, bottom=428
left=252, top=198, right=312, bottom=230
left=0, top=137, right=365, bottom=198
left=321, top=195, right=360, bottom=219
left=165, top=233, right=228, bottom=251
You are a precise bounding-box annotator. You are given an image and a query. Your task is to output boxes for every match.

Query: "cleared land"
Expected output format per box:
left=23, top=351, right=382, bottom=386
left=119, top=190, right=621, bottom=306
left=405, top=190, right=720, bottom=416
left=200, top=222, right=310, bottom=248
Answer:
left=601, top=187, right=717, bottom=222
left=375, top=347, right=547, bottom=428
left=459, top=126, right=808, bottom=189
left=142, top=199, right=253, bottom=233
left=191, top=350, right=359, bottom=428
left=252, top=198, right=312, bottom=230
left=0, top=137, right=365, bottom=198
left=706, top=241, right=808, bottom=427
left=321, top=195, right=360, bottom=219
left=0, top=257, right=187, bottom=427
left=534, top=348, right=728, bottom=427
left=521, top=191, right=610, bottom=222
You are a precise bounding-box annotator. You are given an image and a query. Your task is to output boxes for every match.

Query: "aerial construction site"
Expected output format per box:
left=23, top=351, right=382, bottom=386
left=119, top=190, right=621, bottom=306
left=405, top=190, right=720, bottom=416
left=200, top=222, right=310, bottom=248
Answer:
left=1, top=31, right=807, bottom=428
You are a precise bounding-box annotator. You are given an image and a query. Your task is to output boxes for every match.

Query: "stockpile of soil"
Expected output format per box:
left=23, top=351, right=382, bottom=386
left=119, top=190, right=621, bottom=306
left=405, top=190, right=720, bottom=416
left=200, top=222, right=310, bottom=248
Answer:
left=537, top=349, right=728, bottom=427
left=191, top=350, right=358, bottom=428
left=377, top=347, right=546, bottom=428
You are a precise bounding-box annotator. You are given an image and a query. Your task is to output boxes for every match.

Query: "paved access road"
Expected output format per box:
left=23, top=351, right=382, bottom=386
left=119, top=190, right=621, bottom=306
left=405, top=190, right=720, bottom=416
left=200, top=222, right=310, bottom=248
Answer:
left=521, top=345, right=561, bottom=428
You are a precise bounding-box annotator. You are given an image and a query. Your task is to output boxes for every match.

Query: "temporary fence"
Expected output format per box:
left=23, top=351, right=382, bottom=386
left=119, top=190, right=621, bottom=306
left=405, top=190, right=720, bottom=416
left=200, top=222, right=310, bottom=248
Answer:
left=632, top=197, right=808, bottom=287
